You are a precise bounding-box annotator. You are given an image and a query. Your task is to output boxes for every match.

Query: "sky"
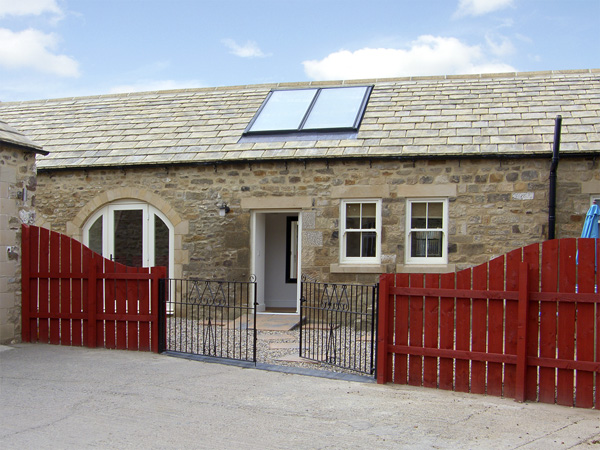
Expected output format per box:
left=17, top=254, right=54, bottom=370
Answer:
left=0, top=0, right=599, bottom=102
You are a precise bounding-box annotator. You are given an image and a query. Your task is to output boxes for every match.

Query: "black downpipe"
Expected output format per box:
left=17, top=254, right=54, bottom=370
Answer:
left=548, top=115, right=562, bottom=240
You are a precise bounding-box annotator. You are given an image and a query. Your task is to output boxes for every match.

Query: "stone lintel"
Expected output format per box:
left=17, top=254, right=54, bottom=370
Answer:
left=331, top=185, right=390, bottom=199
left=241, top=196, right=312, bottom=209
left=396, top=184, right=457, bottom=198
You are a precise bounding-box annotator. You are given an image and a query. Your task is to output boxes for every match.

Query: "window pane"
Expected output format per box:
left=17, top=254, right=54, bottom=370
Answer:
left=154, top=215, right=170, bottom=275
left=346, top=203, right=361, bottom=229
left=411, top=231, right=428, bottom=257
left=427, top=231, right=443, bottom=257
left=362, top=232, right=377, bottom=257
left=88, top=216, right=102, bottom=255
left=361, top=203, right=376, bottom=229
left=346, top=232, right=361, bottom=257
left=113, top=209, right=143, bottom=267
left=249, top=89, right=317, bottom=132
left=428, top=203, right=443, bottom=228
left=411, top=203, right=427, bottom=228
left=303, top=87, right=368, bottom=129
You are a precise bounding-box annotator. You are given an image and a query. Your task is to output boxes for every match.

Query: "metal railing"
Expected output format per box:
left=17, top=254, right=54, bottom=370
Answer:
left=159, top=277, right=257, bottom=363
left=300, top=276, right=378, bottom=376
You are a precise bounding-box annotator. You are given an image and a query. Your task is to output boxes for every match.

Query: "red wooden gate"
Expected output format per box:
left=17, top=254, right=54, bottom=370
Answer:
left=21, top=225, right=166, bottom=352
left=377, top=238, right=600, bottom=409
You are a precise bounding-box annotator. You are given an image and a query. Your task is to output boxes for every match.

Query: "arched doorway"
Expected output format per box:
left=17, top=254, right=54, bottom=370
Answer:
left=82, top=200, right=174, bottom=278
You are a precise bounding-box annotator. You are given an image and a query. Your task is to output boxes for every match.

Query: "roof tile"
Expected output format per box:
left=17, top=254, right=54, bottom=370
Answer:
left=0, top=70, right=598, bottom=169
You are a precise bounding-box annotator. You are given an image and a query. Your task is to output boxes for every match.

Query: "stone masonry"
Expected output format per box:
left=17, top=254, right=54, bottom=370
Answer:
left=35, top=155, right=599, bottom=285
left=0, top=143, right=38, bottom=344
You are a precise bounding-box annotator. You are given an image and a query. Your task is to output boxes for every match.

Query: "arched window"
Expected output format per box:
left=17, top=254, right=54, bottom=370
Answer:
left=83, top=200, right=174, bottom=278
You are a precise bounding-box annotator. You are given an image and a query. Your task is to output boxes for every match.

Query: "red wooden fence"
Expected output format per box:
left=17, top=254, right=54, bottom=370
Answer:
left=377, top=238, right=600, bottom=409
left=21, top=225, right=166, bottom=352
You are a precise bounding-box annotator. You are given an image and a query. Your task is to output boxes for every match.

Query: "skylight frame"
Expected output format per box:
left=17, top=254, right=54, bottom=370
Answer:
left=243, top=85, right=373, bottom=136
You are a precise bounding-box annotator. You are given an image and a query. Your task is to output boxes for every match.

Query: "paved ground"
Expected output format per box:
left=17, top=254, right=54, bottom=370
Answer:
left=1, top=343, right=599, bottom=449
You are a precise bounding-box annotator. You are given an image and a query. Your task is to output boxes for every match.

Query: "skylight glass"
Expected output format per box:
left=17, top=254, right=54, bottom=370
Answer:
left=303, top=86, right=368, bottom=130
left=245, top=86, right=371, bottom=135
left=248, top=89, right=317, bottom=132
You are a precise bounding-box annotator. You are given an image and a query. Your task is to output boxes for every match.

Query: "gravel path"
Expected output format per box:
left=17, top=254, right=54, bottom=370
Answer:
left=166, top=317, right=375, bottom=378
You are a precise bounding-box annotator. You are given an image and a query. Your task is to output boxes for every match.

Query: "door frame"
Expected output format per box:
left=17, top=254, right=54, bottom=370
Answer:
left=82, top=200, right=175, bottom=278
left=250, top=209, right=302, bottom=314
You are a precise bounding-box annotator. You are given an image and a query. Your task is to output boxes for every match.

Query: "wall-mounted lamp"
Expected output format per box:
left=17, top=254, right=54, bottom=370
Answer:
left=218, top=202, right=230, bottom=217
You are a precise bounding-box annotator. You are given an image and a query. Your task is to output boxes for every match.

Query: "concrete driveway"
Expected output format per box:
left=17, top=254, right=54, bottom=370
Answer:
left=1, top=343, right=598, bottom=449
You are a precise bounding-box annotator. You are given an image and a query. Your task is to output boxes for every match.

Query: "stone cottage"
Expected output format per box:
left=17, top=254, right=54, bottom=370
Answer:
left=0, top=69, right=598, bottom=314
left=0, top=120, right=46, bottom=343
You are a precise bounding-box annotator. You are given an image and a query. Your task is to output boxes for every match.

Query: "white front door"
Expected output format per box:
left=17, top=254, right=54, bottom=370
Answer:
left=252, top=211, right=301, bottom=313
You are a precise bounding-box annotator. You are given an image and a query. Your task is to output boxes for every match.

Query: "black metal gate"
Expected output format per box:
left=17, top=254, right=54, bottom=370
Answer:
left=159, top=277, right=257, bottom=364
left=299, top=276, right=378, bottom=376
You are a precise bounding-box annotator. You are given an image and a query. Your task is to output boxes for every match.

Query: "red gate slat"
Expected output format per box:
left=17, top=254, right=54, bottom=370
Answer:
left=596, top=238, right=600, bottom=410
left=38, top=227, right=50, bottom=343
left=94, top=256, right=104, bottom=347
left=539, top=239, right=558, bottom=404
left=103, top=260, right=116, bottom=349
left=408, top=273, right=424, bottom=386
left=27, top=226, right=39, bottom=342
left=71, top=239, right=83, bottom=347
left=423, top=274, right=439, bottom=388
left=127, top=266, right=141, bottom=351
left=114, top=262, right=128, bottom=350
left=394, top=273, right=410, bottom=384
left=575, top=238, right=595, bottom=408
left=504, top=248, right=522, bottom=399
left=59, top=233, right=71, bottom=345
left=557, top=238, right=577, bottom=407
left=81, top=246, right=91, bottom=346
left=523, top=243, right=540, bottom=402
left=471, top=263, right=487, bottom=395
left=138, top=266, right=151, bottom=351
left=487, top=255, right=505, bottom=397
left=49, top=231, right=61, bottom=345
left=438, top=272, right=455, bottom=391
left=455, top=268, right=471, bottom=393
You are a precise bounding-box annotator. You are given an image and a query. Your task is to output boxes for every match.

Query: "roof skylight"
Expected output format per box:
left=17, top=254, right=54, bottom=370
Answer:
left=244, top=86, right=372, bottom=135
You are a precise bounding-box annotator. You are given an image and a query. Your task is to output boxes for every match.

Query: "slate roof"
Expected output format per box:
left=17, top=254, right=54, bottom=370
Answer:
left=0, top=69, right=598, bottom=170
left=0, top=119, right=46, bottom=153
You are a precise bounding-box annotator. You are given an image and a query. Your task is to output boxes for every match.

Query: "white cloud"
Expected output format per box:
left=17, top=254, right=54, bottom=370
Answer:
left=485, top=34, right=515, bottom=57
left=0, top=0, right=62, bottom=17
left=0, top=28, right=79, bottom=77
left=455, top=0, right=514, bottom=17
left=222, top=38, right=270, bottom=58
left=109, top=79, right=206, bottom=94
left=302, top=35, right=516, bottom=81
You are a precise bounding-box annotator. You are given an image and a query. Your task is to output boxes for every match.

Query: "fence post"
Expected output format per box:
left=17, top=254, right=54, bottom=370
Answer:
left=87, top=254, right=97, bottom=348
left=377, top=273, right=391, bottom=384
left=152, top=266, right=166, bottom=353
left=21, top=224, right=31, bottom=342
left=515, top=261, right=530, bottom=402
left=156, top=267, right=167, bottom=353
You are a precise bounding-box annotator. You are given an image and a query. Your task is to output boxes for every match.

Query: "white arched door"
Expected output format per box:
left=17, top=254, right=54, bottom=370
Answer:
left=83, top=200, right=174, bottom=278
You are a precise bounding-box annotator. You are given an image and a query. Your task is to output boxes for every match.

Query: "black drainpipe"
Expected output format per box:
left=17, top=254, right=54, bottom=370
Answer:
left=548, top=115, right=562, bottom=240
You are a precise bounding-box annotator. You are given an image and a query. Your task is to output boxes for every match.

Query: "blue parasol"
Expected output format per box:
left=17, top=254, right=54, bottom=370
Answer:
left=581, top=202, right=600, bottom=239
left=580, top=201, right=599, bottom=274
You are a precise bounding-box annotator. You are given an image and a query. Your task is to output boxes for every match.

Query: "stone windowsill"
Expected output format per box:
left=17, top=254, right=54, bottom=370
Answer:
left=330, top=263, right=385, bottom=274
left=395, top=264, right=456, bottom=274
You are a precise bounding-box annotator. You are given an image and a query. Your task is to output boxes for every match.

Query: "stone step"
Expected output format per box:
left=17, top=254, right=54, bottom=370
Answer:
left=258, top=333, right=297, bottom=341
left=275, top=355, right=319, bottom=364
left=268, top=342, right=300, bottom=350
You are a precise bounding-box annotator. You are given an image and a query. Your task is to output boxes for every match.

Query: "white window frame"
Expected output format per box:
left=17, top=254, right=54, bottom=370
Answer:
left=82, top=200, right=174, bottom=279
left=405, top=198, right=448, bottom=265
left=340, top=199, right=381, bottom=265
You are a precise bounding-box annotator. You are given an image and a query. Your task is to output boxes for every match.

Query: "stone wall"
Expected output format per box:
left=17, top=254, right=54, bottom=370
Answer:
left=0, top=143, right=38, bottom=344
left=35, top=156, right=599, bottom=285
